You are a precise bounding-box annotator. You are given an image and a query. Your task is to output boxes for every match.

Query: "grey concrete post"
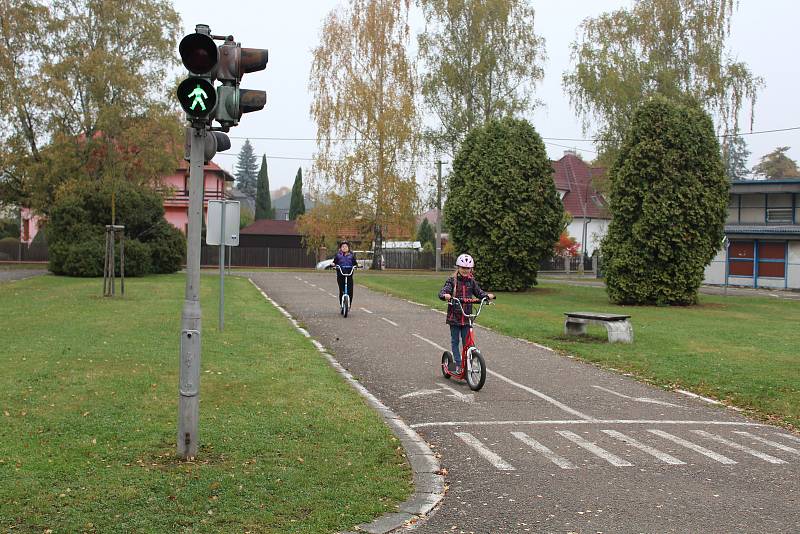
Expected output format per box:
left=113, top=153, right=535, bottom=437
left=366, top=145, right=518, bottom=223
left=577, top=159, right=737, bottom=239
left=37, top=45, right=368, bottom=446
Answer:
left=178, top=126, right=205, bottom=459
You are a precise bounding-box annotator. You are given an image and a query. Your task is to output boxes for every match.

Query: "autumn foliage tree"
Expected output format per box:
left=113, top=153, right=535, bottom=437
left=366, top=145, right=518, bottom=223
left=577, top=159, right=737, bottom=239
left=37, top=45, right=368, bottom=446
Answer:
left=0, top=0, right=182, bottom=213
left=309, top=0, right=420, bottom=268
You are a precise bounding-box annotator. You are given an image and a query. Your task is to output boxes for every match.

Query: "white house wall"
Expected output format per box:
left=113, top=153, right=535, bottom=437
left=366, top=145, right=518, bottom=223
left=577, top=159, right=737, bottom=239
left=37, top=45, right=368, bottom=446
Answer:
left=566, top=219, right=610, bottom=256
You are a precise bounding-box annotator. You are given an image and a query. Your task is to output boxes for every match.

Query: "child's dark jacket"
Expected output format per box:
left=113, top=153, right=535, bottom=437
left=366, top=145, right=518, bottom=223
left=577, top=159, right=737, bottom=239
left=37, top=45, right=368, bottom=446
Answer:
left=438, top=274, right=489, bottom=326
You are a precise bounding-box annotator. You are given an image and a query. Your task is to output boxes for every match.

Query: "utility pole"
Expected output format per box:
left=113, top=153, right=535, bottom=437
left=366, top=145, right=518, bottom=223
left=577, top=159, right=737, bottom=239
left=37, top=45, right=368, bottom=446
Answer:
left=435, top=159, right=443, bottom=272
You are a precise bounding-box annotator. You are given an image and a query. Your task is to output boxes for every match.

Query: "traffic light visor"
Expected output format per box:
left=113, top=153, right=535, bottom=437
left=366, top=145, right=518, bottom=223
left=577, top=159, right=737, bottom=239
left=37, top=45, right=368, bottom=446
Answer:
left=179, top=33, right=218, bottom=74
left=240, top=48, right=269, bottom=74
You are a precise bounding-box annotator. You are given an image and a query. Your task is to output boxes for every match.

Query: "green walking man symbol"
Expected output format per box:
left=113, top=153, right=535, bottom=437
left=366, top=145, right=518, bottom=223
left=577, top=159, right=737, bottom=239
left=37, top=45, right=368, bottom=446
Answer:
left=188, top=84, right=208, bottom=111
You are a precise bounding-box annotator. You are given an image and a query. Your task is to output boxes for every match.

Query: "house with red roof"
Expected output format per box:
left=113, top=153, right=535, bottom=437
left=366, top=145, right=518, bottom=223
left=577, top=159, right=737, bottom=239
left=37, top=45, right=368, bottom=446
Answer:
left=550, top=151, right=610, bottom=255
left=162, top=159, right=233, bottom=234
left=416, top=152, right=609, bottom=256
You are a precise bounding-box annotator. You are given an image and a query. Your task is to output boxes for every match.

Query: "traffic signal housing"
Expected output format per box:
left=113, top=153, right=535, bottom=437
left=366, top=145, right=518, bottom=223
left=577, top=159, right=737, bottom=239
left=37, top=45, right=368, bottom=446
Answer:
left=177, top=26, right=268, bottom=128
left=177, top=29, right=219, bottom=120
left=215, top=38, right=268, bottom=128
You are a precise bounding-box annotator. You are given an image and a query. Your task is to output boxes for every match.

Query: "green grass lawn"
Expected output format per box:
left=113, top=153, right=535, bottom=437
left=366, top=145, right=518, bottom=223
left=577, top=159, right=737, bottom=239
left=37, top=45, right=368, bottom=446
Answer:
left=0, top=274, right=410, bottom=533
left=358, top=272, right=800, bottom=430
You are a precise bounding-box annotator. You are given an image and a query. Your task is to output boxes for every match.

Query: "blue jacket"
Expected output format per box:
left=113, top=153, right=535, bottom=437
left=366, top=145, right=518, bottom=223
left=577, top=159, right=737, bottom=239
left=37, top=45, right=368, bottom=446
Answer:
left=333, top=251, right=359, bottom=269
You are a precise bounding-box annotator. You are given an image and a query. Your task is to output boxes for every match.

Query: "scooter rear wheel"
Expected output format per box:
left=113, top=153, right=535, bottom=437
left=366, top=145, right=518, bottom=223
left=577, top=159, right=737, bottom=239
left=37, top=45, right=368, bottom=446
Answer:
left=466, top=349, right=486, bottom=391
left=441, top=351, right=453, bottom=379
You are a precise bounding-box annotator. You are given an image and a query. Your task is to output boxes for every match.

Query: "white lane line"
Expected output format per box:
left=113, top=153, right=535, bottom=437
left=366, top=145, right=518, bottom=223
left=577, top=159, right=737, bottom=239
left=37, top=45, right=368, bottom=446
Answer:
left=601, top=430, right=685, bottom=465
left=360, top=307, right=374, bottom=314
left=399, top=389, right=442, bottom=399
left=439, top=384, right=474, bottom=404
left=410, top=419, right=768, bottom=429
left=556, top=430, right=633, bottom=467
left=318, top=287, right=327, bottom=293
left=381, top=317, right=399, bottom=327
left=488, top=370, right=595, bottom=421
left=512, top=431, right=577, bottom=469
left=691, top=430, right=787, bottom=464
left=676, top=389, right=722, bottom=405
left=454, top=432, right=515, bottom=471
left=777, top=433, right=800, bottom=444
left=412, top=331, right=595, bottom=420
left=593, top=385, right=679, bottom=407
left=648, top=430, right=737, bottom=464
left=309, top=283, right=317, bottom=287
left=412, top=333, right=447, bottom=352
left=732, top=431, right=800, bottom=455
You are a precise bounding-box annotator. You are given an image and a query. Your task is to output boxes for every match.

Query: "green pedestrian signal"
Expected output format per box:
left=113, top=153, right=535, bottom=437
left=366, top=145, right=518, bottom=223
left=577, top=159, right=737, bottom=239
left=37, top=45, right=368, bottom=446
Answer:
left=177, top=77, right=217, bottom=118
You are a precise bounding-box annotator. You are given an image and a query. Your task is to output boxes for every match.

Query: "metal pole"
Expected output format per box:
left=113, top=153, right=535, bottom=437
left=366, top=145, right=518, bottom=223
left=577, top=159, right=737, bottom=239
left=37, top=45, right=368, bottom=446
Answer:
left=219, top=201, right=226, bottom=332
left=435, top=160, right=442, bottom=272
left=178, top=125, right=205, bottom=459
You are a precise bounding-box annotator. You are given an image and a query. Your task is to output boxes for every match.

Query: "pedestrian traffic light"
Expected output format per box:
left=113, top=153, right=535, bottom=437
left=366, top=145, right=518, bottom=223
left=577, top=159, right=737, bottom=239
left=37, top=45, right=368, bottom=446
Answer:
left=177, top=27, right=218, bottom=120
left=177, top=26, right=268, bottom=128
left=214, top=38, right=268, bottom=127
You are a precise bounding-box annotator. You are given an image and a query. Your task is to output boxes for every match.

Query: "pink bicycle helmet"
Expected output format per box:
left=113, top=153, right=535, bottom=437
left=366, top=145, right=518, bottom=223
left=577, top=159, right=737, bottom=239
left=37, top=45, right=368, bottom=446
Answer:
left=455, top=253, right=474, bottom=268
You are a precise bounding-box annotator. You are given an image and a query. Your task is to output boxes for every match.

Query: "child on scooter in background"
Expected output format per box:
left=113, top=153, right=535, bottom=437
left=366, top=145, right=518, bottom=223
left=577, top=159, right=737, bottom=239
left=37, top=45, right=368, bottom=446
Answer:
left=438, top=254, right=495, bottom=373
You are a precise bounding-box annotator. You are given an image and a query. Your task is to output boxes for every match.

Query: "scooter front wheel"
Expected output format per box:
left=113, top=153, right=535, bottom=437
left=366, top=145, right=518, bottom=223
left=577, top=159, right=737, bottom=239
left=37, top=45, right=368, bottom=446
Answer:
left=342, top=295, right=350, bottom=317
left=466, top=349, right=486, bottom=391
left=441, top=351, right=453, bottom=379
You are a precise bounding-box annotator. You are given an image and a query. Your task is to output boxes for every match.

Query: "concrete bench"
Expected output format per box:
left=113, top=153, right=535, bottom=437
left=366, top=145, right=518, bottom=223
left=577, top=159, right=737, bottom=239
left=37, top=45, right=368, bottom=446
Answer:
left=564, top=312, right=633, bottom=343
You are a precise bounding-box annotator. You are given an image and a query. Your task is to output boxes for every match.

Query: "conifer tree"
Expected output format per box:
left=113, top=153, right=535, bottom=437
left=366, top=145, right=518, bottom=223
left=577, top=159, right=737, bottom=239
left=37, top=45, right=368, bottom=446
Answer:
left=235, top=140, right=259, bottom=199
left=255, top=155, right=272, bottom=220
left=288, top=167, right=305, bottom=220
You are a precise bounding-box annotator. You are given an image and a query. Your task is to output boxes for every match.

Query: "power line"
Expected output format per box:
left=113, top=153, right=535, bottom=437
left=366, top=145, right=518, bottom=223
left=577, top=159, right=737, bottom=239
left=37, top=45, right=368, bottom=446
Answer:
left=228, top=125, right=800, bottom=144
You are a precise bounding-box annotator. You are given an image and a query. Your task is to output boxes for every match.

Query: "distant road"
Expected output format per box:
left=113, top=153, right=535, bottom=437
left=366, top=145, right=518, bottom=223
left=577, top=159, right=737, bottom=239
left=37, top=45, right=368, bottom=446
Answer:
left=0, top=269, right=48, bottom=282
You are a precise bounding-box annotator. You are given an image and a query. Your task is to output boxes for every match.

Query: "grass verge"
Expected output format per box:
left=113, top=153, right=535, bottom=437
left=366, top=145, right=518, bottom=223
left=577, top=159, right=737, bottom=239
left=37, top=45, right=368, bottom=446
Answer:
left=358, top=272, right=800, bottom=430
left=0, top=274, right=410, bottom=533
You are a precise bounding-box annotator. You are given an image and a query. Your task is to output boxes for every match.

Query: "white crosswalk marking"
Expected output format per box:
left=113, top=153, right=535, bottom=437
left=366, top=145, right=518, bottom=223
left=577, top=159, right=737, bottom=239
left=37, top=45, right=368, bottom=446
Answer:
left=733, top=431, right=800, bottom=456
left=512, top=432, right=577, bottom=469
left=455, top=432, right=516, bottom=471
left=601, top=430, right=685, bottom=465
left=556, top=430, right=633, bottom=467
left=691, top=430, right=787, bottom=464
left=648, top=430, right=736, bottom=464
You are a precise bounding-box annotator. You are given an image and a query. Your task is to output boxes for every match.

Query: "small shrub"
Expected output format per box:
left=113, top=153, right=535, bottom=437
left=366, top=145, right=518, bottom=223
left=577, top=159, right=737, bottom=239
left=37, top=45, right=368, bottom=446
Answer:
left=147, top=221, right=185, bottom=274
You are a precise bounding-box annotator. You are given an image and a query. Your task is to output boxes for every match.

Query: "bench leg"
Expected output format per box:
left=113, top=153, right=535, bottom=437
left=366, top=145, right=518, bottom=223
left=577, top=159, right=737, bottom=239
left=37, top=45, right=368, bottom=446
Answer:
left=564, top=319, right=588, bottom=336
left=605, top=320, right=633, bottom=343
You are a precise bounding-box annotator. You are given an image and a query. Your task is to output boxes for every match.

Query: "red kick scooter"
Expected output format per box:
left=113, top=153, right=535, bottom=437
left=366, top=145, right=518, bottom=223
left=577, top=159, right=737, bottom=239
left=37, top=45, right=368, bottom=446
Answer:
left=441, top=296, right=493, bottom=391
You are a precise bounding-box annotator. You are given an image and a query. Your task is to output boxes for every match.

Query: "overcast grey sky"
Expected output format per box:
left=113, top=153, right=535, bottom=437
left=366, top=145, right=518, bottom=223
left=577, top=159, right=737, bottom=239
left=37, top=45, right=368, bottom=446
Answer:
left=171, top=0, right=800, bottom=191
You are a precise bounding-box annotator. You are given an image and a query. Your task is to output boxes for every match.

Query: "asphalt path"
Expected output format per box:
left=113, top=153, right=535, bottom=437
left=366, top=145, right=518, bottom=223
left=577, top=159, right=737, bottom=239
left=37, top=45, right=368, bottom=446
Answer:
left=249, top=272, right=799, bottom=534
left=0, top=269, right=48, bottom=282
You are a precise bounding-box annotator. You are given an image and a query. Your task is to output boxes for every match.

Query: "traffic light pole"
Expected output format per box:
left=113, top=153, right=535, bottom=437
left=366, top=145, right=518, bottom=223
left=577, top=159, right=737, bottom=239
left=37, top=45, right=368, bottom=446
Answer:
left=177, top=125, right=206, bottom=459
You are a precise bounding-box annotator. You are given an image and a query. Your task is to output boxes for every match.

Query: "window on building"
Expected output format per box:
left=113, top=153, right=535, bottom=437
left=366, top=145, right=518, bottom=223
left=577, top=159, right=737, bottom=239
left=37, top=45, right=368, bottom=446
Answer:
left=757, top=241, right=786, bottom=278
left=728, top=241, right=754, bottom=276
left=766, top=208, right=793, bottom=224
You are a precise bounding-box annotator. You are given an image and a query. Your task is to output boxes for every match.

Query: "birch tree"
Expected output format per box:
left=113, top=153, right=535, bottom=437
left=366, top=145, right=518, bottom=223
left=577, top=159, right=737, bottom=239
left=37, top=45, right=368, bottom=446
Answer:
left=309, top=0, right=420, bottom=269
left=563, top=0, right=763, bottom=162
left=418, top=0, right=546, bottom=157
